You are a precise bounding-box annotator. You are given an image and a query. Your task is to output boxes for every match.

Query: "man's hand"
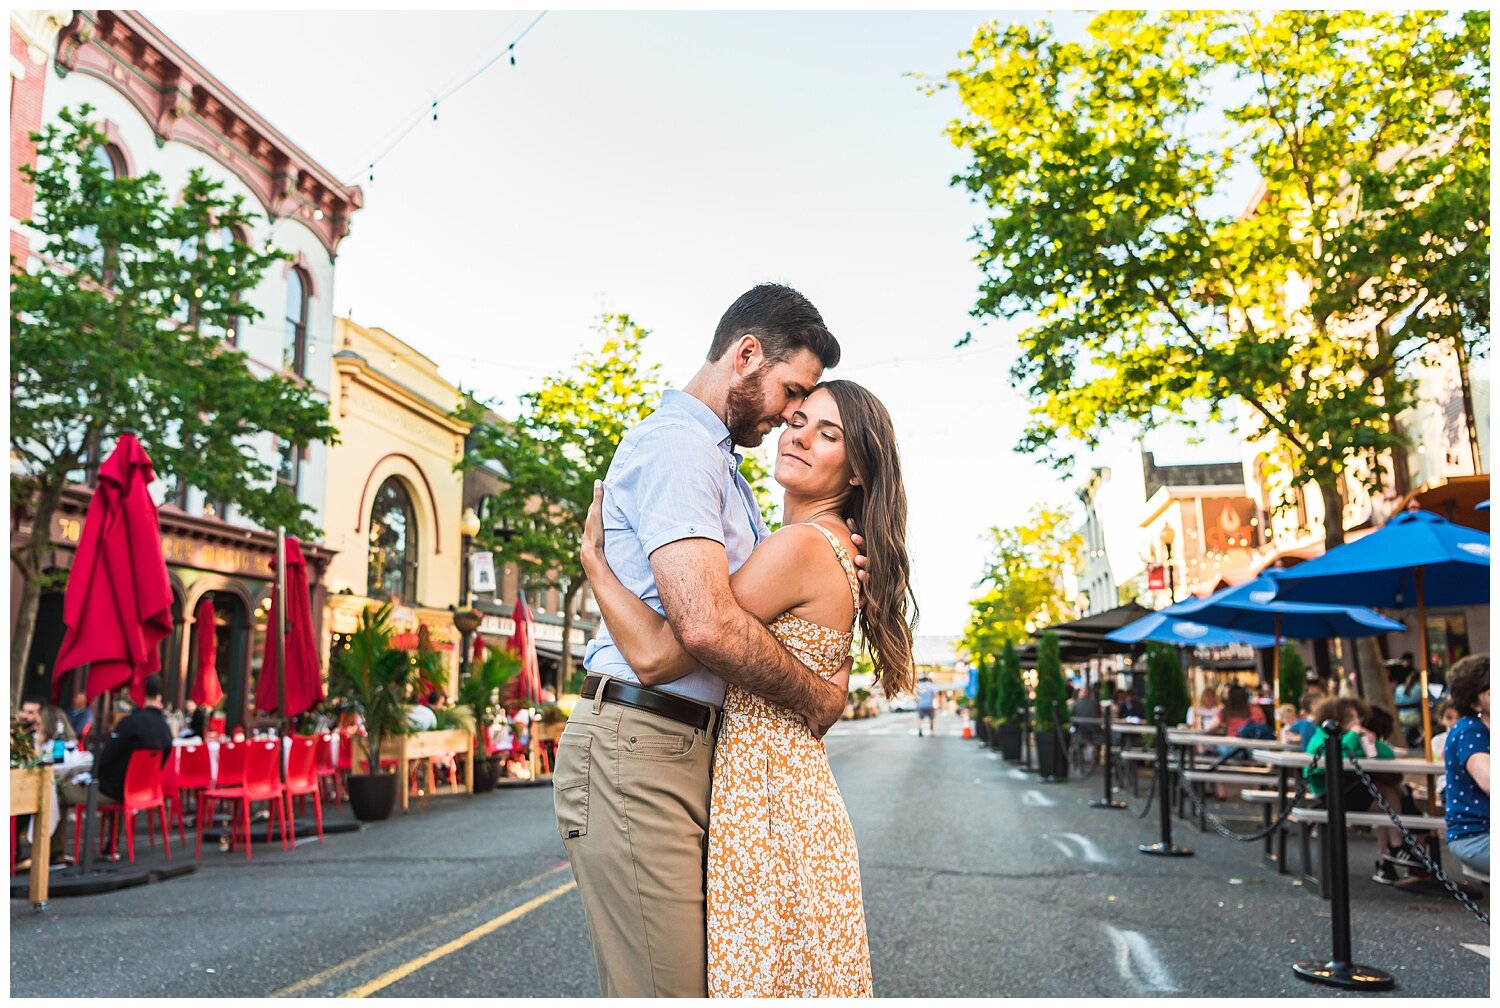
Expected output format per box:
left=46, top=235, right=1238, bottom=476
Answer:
left=580, top=479, right=607, bottom=566
left=807, top=655, right=854, bottom=740
left=846, top=518, right=868, bottom=583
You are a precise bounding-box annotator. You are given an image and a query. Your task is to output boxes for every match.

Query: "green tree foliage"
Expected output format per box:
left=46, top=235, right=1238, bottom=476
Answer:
left=960, top=505, right=1084, bottom=665
left=1279, top=641, right=1308, bottom=710
left=1033, top=632, right=1070, bottom=731
left=937, top=11, right=1489, bottom=547
left=454, top=314, right=662, bottom=685
left=995, top=639, right=1025, bottom=725
left=738, top=448, right=780, bottom=530
left=10, top=105, right=336, bottom=703
left=1144, top=643, right=1192, bottom=727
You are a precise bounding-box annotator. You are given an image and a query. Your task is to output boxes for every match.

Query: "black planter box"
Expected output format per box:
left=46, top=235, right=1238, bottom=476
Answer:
left=994, top=721, right=1023, bottom=761
left=346, top=773, right=398, bottom=821
left=1035, top=729, right=1069, bottom=781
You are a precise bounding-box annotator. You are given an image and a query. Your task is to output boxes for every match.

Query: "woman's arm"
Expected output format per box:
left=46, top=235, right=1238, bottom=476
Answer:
left=1466, top=751, right=1490, bottom=794
left=579, top=483, right=820, bottom=686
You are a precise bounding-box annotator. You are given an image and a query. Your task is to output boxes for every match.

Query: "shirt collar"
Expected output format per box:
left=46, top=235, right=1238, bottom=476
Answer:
left=661, top=389, right=733, bottom=452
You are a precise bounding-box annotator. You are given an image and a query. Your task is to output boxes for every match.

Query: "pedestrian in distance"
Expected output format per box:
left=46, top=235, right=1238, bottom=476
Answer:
left=557, top=283, right=900, bottom=997
left=1442, top=654, right=1489, bottom=874
left=915, top=671, right=937, bottom=736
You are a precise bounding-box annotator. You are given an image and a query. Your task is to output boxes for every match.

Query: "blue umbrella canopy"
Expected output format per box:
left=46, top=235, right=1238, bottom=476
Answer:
left=1271, top=509, right=1490, bottom=609
left=1106, top=612, right=1276, bottom=648
left=1171, top=570, right=1404, bottom=640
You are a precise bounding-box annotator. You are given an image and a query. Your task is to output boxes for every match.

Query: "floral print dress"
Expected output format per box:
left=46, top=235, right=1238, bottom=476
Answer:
left=706, top=523, right=873, bottom=998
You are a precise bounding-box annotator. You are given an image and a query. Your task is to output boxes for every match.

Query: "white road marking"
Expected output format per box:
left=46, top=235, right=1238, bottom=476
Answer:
left=1053, top=831, right=1110, bottom=864
left=1102, top=924, right=1178, bottom=993
left=1022, top=790, right=1056, bottom=807
left=1461, top=943, right=1489, bottom=959
left=1007, top=769, right=1030, bottom=781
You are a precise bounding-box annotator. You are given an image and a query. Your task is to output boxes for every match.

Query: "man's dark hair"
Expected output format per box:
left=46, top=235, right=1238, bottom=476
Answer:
left=1447, top=653, right=1489, bottom=717
left=142, top=675, right=164, bottom=701
left=708, top=283, right=840, bottom=368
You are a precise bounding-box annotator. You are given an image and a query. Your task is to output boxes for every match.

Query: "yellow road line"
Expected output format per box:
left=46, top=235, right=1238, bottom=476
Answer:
left=270, top=864, right=570, bottom=998
left=339, top=880, right=577, bottom=998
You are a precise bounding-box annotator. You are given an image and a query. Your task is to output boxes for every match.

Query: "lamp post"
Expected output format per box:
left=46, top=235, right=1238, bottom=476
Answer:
left=1160, top=524, right=1177, bottom=603
left=456, top=507, right=482, bottom=680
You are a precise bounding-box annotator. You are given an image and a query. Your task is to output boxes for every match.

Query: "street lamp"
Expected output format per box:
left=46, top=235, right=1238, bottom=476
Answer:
left=1160, top=524, right=1177, bottom=603
left=455, top=507, right=482, bottom=679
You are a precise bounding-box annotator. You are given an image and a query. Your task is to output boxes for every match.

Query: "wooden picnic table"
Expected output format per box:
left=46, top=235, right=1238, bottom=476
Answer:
left=1109, top=721, right=1157, bottom=736
left=1167, top=731, right=1297, bottom=750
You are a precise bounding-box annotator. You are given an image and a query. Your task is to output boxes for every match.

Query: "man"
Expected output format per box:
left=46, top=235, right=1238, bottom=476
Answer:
left=915, top=671, right=937, bottom=736
left=65, top=690, right=93, bottom=740
left=1070, top=683, right=1103, bottom=761
left=556, top=283, right=848, bottom=997
left=16, top=698, right=74, bottom=756
left=94, top=675, right=173, bottom=805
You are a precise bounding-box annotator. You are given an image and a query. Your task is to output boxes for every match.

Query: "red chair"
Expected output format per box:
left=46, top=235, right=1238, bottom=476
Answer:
left=313, top=733, right=340, bottom=807
left=76, top=721, right=91, bottom=749
left=77, top=750, right=172, bottom=863
left=176, top=744, right=214, bottom=823
left=214, top=740, right=247, bottom=790
left=196, top=741, right=287, bottom=861
left=159, top=752, right=187, bottom=849
left=284, top=737, right=323, bottom=845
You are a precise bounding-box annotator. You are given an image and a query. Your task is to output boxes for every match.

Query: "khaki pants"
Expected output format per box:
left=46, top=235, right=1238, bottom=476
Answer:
left=553, top=681, right=720, bottom=997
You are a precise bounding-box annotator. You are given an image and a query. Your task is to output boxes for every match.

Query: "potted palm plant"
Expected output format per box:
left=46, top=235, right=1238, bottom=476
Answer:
left=328, top=601, right=425, bottom=821
left=457, top=645, right=521, bottom=793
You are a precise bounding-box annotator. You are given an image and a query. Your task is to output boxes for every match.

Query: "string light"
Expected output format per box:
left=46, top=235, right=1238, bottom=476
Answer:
left=342, top=11, right=548, bottom=188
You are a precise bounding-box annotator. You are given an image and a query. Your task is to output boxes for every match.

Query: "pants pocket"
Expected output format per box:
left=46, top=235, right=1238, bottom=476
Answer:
left=625, top=731, right=693, bottom=759
left=553, top=733, right=592, bottom=840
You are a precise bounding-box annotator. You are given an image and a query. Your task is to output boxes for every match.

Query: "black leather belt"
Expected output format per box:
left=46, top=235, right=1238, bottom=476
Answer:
left=581, top=674, right=714, bottom=732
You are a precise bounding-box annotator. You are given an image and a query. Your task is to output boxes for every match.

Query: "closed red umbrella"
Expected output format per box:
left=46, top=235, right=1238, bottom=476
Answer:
left=52, top=433, right=173, bottom=704
left=190, top=595, right=223, bottom=707
left=506, top=597, right=542, bottom=704
left=254, top=536, right=324, bottom=718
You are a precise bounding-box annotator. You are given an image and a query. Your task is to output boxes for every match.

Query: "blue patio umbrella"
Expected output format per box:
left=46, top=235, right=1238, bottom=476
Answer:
left=1170, top=571, right=1405, bottom=728
left=1106, top=612, right=1276, bottom=649
left=1272, top=508, right=1491, bottom=759
left=1478, top=499, right=1490, bottom=511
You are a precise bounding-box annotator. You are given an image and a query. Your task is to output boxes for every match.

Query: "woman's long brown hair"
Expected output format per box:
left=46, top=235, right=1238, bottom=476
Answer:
left=819, top=380, right=918, bottom=698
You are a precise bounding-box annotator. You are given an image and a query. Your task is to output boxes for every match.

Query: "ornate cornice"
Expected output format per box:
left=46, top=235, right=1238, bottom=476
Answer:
left=54, top=10, right=363, bottom=257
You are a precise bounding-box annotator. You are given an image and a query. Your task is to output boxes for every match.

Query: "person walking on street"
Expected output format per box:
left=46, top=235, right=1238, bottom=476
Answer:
left=915, top=671, right=937, bottom=736
left=554, top=284, right=852, bottom=997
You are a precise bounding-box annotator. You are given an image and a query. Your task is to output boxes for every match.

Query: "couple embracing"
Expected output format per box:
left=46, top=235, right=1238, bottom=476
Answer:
left=553, top=283, right=917, bottom=997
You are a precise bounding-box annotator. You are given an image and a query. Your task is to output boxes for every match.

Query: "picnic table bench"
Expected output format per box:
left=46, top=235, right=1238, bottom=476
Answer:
left=1287, top=806, right=1447, bottom=898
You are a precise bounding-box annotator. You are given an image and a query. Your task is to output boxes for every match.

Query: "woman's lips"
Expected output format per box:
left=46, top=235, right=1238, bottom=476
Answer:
left=782, top=452, right=810, bottom=466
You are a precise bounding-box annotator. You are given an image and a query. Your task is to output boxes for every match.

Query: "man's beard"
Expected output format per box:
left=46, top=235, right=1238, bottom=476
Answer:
left=725, top=366, right=771, bottom=447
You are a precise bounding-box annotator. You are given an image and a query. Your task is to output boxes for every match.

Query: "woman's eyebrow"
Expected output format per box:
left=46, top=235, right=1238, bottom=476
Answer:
left=817, top=419, right=844, bottom=432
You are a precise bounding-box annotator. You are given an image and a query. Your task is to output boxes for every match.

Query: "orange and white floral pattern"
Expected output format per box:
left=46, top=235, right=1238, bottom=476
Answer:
left=706, top=524, right=872, bottom=998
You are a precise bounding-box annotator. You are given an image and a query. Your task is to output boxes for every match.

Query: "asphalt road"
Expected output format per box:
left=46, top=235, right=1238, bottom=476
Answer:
left=10, top=710, right=1490, bottom=997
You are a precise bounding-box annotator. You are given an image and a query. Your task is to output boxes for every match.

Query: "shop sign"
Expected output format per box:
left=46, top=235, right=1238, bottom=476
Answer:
left=470, top=551, right=496, bottom=593
left=1147, top=565, right=1166, bottom=591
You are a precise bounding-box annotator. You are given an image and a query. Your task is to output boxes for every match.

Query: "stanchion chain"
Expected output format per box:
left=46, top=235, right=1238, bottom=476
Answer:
left=1175, top=748, right=1324, bottom=843
left=1132, top=765, right=1158, bottom=819
left=1346, top=756, right=1489, bottom=925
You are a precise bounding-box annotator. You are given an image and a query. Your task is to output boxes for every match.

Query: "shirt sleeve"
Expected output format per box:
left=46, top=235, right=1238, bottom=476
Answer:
left=616, top=423, right=729, bottom=559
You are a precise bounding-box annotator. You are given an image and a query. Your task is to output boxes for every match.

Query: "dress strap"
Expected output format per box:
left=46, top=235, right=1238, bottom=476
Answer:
left=801, top=522, right=862, bottom=612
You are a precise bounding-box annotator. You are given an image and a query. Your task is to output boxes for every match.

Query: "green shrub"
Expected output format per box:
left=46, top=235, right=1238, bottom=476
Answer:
left=1144, top=643, right=1191, bottom=726
left=1032, top=633, right=1070, bottom=731
left=1278, top=641, right=1307, bottom=710
left=996, top=640, right=1024, bottom=724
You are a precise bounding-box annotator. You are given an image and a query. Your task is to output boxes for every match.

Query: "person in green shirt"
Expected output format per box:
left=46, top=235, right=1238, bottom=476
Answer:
left=1302, top=696, right=1414, bottom=885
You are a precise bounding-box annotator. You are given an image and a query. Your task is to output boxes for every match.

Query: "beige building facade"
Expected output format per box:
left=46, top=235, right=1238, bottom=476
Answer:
left=323, top=317, right=471, bottom=692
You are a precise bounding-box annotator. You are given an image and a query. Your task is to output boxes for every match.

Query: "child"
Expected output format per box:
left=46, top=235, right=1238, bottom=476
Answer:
left=1428, top=698, right=1458, bottom=798
left=1281, top=691, right=1319, bottom=748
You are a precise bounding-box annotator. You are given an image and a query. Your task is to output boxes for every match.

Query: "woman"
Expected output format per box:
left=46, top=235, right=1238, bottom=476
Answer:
left=1442, top=655, right=1489, bottom=874
left=1189, top=687, right=1222, bottom=731
left=581, top=380, right=916, bottom=997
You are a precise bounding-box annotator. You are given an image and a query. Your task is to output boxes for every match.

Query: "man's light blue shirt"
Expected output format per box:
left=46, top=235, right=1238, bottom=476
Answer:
left=583, top=389, right=770, bottom=707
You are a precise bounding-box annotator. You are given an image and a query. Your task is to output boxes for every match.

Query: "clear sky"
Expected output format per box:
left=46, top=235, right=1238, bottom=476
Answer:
left=143, top=7, right=1243, bottom=636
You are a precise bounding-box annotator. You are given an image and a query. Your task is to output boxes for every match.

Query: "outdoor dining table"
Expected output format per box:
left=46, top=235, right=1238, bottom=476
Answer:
left=1251, top=748, right=1443, bottom=872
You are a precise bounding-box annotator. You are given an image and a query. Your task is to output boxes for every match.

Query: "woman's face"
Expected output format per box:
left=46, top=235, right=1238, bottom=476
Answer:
left=1200, top=688, right=1218, bottom=706
left=774, top=388, right=857, bottom=499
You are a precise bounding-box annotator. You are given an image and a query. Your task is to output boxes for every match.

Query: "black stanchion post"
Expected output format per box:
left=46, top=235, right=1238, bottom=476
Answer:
left=1020, top=698, right=1035, bottom=773
left=1089, top=702, right=1126, bottom=809
left=1139, top=705, right=1192, bottom=857
left=1293, top=721, right=1395, bottom=990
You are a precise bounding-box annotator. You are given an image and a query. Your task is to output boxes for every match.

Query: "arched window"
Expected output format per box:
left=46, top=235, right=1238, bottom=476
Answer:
left=176, top=224, right=243, bottom=341
left=283, top=267, right=308, bottom=376
left=368, top=478, right=418, bottom=602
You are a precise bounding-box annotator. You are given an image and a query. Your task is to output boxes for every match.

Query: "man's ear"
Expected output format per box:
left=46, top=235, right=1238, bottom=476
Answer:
left=734, top=334, right=764, bottom=376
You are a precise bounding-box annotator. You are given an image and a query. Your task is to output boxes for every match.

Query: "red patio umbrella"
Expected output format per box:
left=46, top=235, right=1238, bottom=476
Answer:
left=190, top=595, right=223, bottom=707
left=254, top=536, right=324, bottom=719
left=506, top=597, right=542, bottom=704
left=52, top=433, right=173, bottom=705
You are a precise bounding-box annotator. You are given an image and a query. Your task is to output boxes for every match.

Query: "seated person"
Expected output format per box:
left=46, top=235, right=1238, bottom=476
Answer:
left=16, top=698, right=77, bottom=758
left=1443, top=654, right=1489, bottom=874
left=1303, top=695, right=1421, bottom=884
left=65, top=690, right=93, bottom=741
left=406, top=702, right=437, bottom=731
left=1281, top=691, right=1320, bottom=748
left=1428, top=699, right=1459, bottom=797
left=94, top=675, right=173, bottom=804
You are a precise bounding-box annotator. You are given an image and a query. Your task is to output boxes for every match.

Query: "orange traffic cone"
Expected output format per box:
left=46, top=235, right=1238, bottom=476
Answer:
left=961, top=721, right=973, bottom=739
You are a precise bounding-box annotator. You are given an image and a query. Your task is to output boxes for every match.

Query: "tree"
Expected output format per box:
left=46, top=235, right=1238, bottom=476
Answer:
left=738, top=448, right=780, bottom=530
left=9, top=105, right=336, bottom=705
left=1144, top=643, right=1192, bottom=727
left=961, top=505, right=1084, bottom=659
left=1032, top=632, right=1070, bottom=731
left=937, top=11, right=1489, bottom=548
left=995, top=639, right=1025, bottom=725
left=454, top=314, right=662, bottom=687
left=1278, top=641, right=1308, bottom=712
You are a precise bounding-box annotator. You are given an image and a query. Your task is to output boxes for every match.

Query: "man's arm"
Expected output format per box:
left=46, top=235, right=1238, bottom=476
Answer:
left=650, top=538, right=845, bottom=727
